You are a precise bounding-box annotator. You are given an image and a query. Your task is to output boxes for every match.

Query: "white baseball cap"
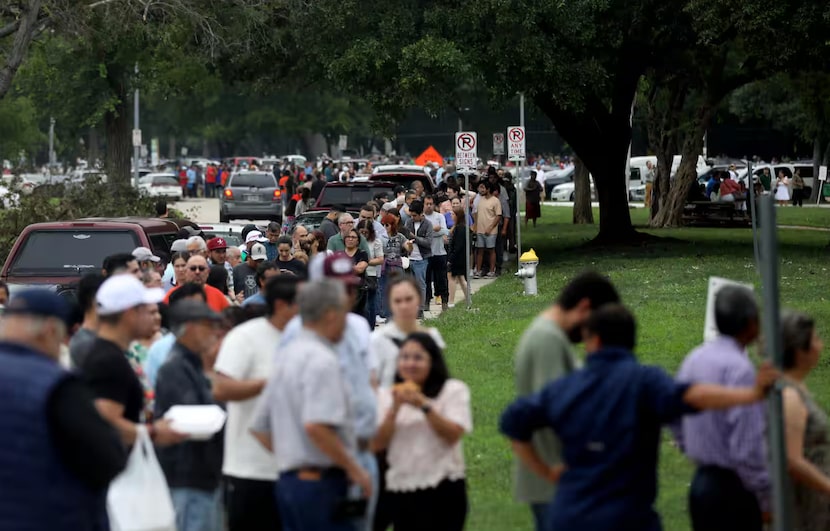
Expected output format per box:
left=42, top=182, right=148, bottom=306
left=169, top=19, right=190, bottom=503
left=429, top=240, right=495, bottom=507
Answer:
left=250, top=243, right=268, bottom=261
left=132, top=246, right=160, bottom=263
left=170, top=239, right=189, bottom=252
left=245, top=230, right=268, bottom=244
left=96, top=275, right=166, bottom=316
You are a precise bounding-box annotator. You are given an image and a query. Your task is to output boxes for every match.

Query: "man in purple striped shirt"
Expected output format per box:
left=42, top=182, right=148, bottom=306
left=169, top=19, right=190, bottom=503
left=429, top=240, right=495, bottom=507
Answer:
left=674, top=286, right=769, bottom=531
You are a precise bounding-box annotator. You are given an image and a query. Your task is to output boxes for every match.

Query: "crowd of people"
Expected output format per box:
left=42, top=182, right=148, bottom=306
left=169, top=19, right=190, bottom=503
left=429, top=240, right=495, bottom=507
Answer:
left=3, top=247, right=829, bottom=531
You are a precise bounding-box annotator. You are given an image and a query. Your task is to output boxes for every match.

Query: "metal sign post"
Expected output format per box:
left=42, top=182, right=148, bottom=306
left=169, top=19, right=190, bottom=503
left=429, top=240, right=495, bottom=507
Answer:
left=747, top=161, right=760, bottom=269
left=758, top=195, right=793, bottom=531
left=464, top=171, right=472, bottom=309
left=508, top=125, right=526, bottom=272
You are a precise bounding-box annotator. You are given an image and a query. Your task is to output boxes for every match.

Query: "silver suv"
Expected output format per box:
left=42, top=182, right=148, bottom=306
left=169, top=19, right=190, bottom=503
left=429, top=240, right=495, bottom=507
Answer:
left=220, top=171, right=282, bottom=222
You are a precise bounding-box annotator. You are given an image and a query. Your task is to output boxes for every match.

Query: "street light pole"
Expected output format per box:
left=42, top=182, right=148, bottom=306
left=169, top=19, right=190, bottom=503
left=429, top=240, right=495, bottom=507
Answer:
left=516, top=93, right=525, bottom=272
left=133, top=63, right=140, bottom=188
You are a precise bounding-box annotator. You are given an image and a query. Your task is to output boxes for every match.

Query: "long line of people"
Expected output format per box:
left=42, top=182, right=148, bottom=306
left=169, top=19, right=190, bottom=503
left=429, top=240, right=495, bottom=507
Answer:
left=4, top=227, right=827, bottom=531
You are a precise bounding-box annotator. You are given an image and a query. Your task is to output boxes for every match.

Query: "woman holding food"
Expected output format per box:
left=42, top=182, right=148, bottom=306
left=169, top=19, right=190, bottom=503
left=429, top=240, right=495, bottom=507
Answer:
left=373, top=332, right=471, bottom=531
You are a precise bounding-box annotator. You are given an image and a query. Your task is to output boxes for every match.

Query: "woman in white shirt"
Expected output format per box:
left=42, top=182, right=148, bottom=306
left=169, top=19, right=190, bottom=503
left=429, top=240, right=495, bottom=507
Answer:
left=373, top=332, right=471, bottom=531
left=370, top=275, right=445, bottom=388
left=358, top=219, right=384, bottom=329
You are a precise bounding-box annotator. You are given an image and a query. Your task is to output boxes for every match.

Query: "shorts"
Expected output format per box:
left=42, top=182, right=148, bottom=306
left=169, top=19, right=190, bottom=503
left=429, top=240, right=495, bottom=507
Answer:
left=475, top=233, right=497, bottom=249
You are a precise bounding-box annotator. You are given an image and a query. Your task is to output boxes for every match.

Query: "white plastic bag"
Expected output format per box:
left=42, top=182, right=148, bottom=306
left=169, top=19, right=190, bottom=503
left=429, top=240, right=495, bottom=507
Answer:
left=107, top=425, right=177, bottom=531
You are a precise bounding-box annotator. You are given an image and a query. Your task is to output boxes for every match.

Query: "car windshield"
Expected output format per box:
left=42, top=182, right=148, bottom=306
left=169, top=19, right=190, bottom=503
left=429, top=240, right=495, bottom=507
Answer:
left=317, top=186, right=392, bottom=208
left=10, top=230, right=140, bottom=275
left=230, top=173, right=276, bottom=188
left=153, top=176, right=179, bottom=186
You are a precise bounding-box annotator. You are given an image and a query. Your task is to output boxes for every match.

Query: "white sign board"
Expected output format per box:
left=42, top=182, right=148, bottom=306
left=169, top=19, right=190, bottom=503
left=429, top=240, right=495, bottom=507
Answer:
left=338, top=135, right=348, bottom=151
left=493, top=133, right=505, bottom=155
left=704, top=277, right=754, bottom=342
left=455, top=132, right=477, bottom=171
left=132, top=129, right=142, bottom=148
left=819, top=166, right=827, bottom=181
left=507, top=126, right=526, bottom=161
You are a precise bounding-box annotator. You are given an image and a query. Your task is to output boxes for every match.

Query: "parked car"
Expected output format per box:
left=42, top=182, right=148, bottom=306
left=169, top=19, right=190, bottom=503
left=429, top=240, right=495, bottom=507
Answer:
left=219, top=171, right=282, bottom=223
left=1, top=217, right=198, bottom=296
left=67, top=169, right=109, bottom=187
left=550, top=181, right=597, bottom=202
left=544, top=167, right=575, bottom=199
left=137, top=173, right=183, bottom=200
left=751, top=163, right=814, bottom=196
left=368, top=166, right=435, bottom=194
left=313, top=181, right=396, bottom=211
left=288, top=209, right=360, bottom=235
left=199, top=223, right=265, bottom=247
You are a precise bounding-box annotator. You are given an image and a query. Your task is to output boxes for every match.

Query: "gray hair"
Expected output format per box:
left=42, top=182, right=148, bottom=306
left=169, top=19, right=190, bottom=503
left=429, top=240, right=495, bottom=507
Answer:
left=227, top=247, right=241, bottom=259
left=781, top=310, right=815, bottom=370
left=714, top=286, right=758, bottom=337
left=338, top=213, right=354, bottom=225
left=186, top=236, right=206, bottom=250
left=298, top=280, right=346, bottom=323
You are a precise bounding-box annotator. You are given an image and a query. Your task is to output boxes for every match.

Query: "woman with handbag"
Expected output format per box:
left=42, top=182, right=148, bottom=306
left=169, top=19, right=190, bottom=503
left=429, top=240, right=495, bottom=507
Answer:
left=358, top=219, right=384, bottom=329
left=344, top=227, right=370, bottom=316
left=447, top=207, right=470, bottom=308
left=378, top=214, right=413, bottom=323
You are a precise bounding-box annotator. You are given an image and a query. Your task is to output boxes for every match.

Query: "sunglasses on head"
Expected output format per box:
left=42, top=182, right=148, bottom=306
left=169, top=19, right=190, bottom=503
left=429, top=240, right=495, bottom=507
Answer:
left=189, top=266, right=207, bottom=272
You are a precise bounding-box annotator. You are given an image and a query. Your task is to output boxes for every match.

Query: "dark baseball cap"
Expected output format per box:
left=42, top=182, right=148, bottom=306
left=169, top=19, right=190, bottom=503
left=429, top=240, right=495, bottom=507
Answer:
left=4, top=289, right=72, bottom=327
left=168, top=299, right=222, bottom=328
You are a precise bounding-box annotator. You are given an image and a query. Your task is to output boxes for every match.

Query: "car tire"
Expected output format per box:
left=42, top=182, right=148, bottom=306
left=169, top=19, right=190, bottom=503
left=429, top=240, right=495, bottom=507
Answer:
left=219, top=211, right=229, bottom=223
left=569, top=192, right=575, bottom=201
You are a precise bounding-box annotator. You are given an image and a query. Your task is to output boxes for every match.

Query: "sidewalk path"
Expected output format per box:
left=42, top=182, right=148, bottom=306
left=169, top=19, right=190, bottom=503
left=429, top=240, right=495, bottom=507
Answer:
left=423, top=276, right=497, bottom=319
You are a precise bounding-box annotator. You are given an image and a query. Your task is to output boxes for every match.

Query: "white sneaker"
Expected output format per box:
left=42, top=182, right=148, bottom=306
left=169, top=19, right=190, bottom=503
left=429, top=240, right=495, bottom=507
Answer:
left=448, top=304, right=456, bottom=308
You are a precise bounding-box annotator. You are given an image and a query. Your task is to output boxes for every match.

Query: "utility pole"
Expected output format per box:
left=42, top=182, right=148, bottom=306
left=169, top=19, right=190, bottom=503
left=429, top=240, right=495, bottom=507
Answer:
left=133, top=63, right=140, bottom=188
left=516, top=93, right=525, bottom=272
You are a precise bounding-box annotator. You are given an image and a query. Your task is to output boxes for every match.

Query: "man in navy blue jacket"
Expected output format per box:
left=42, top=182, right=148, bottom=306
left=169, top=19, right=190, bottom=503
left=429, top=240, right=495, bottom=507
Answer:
left=500, top=303, right=776, bottom=531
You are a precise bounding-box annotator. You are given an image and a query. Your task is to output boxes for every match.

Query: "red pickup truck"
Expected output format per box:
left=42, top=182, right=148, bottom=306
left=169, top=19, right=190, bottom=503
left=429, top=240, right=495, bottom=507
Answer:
left=1, top=217, right=199, bottom=295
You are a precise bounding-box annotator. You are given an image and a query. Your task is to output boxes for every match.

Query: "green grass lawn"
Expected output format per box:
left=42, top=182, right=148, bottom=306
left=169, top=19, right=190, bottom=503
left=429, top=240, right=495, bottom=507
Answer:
left=437, top=205, right=830, bottom=530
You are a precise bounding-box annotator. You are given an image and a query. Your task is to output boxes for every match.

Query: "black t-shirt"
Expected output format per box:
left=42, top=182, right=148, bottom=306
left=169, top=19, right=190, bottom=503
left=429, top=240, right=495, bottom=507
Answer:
left=48, top=377, right=127, bottom=490
left=233, top=263, right=259, bottom=299
left=277, top=258, right=307, bottom=277
left=79, top=338, right=144, bottom=423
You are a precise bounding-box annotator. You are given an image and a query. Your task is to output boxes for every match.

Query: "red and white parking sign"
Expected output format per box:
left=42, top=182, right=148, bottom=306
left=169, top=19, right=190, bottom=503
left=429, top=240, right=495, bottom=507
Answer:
left=507, top=126, right=525, bottom=161
left=455, top=132, right=477, bottom=171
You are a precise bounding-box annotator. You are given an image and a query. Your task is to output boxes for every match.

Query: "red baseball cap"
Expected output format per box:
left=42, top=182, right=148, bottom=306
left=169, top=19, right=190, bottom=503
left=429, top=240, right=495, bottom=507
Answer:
left=318, top=252, right=361, bottom=285
left=207, top=237, right=228, bottom=251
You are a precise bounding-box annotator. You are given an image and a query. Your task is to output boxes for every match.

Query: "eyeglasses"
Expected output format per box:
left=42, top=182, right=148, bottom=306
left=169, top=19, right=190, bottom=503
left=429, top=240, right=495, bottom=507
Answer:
left=189, top=266, right=207, bottom=272
left=345, top=236, right=359, bottom=240
left=339, top=221, right=354, bottom=225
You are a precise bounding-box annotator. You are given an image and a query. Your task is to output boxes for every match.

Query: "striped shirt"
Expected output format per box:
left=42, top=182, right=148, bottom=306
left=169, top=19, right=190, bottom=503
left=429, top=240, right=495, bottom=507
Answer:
left=674, top=336, right=770, bottom=511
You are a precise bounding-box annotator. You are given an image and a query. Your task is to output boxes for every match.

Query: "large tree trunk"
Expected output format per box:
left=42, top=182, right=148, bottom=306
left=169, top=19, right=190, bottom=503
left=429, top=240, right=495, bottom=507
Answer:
left=572, top=157, right=594, bottom=224
left=168, top=136, right=177, bottom=160
left=644, top=79, right=685, bottom=223
left=104, top=73, right=131, bottom=184
left=651, top=104, right=713, bottom=227
left=651, top=121, right=709, bottom=227
left=581, top=131, right=636, bottom=242
left=0, top=0, right=43, bottom=101
left=810, top=136, right=824, bottom=203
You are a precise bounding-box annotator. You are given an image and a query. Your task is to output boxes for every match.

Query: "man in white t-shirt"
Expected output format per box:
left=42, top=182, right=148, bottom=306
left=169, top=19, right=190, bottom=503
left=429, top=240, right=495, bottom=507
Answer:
left=212, top=275, right=301, bottom=531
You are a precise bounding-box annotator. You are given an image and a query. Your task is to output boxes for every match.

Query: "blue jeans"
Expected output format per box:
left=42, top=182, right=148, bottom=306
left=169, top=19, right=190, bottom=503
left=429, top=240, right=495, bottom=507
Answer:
left=409, top=260, right=427, bottom=311
left=353, top=451, right=379, bottom=531
left=170, top=487, right=222, bottom=531
left=275, top=470, right=356, bottom=531
left=364, top=286, right=378, bottom=328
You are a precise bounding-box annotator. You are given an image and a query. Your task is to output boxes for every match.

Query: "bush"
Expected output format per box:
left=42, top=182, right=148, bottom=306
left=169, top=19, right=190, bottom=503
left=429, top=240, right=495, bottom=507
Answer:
left=0, top=179, right=162, bottom=264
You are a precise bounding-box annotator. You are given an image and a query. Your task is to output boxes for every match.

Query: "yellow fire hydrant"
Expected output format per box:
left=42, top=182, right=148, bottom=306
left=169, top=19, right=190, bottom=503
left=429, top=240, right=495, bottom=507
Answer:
left=515, top=248, right=539, bottom=296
